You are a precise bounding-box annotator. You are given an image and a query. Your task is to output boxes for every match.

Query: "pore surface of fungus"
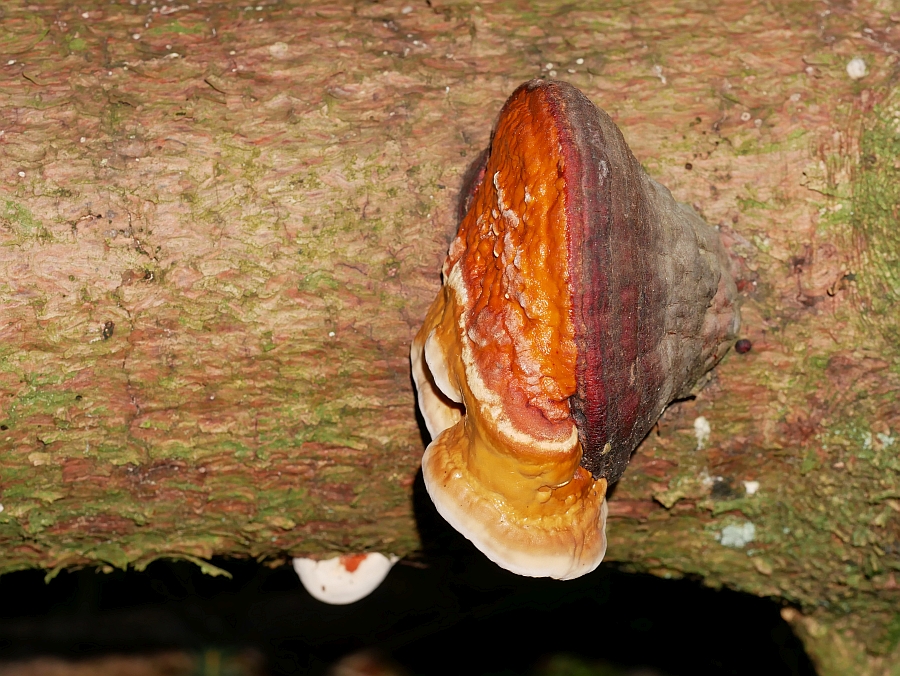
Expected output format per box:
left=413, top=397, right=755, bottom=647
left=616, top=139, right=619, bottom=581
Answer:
left=411, top=80, right=739, bottom=580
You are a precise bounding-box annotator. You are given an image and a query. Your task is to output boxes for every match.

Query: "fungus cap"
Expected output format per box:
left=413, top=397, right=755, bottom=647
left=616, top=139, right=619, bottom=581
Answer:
left=293, top=553, right=398, bottom=605
left=412, top=80, right=739, bottom=580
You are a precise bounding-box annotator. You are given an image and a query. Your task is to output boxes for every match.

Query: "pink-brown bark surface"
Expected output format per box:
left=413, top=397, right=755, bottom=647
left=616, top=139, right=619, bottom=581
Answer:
left=1, top=1, right=899, bottom=672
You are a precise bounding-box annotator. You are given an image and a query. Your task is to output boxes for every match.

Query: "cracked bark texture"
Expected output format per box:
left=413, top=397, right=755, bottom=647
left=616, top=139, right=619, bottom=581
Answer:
left=1, top=1, right=899, bottom=674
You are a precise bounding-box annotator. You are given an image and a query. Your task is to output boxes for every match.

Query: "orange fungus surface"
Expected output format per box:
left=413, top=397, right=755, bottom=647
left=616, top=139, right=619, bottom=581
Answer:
left=447, top=86, right=576, bottom=427
left=339, top=553, right=368, bottom=573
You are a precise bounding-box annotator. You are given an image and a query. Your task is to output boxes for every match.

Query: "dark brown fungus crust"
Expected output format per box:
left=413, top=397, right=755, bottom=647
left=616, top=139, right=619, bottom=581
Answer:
left=556, top=81, right=739, bottom=484
left=411, top=80, right=740, bottom=580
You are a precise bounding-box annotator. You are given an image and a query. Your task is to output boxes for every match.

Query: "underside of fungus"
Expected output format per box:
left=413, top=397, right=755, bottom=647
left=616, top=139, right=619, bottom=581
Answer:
left=411, top=80, right=740, bottom=580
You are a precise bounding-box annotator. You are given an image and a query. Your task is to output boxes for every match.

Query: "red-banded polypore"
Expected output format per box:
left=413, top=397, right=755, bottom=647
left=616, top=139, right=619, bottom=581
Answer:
left=411, top=80, right=739, bottom=580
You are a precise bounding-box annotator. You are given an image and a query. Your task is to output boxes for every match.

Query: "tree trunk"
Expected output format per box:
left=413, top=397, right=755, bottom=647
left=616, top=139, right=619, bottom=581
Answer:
left=1, top=0, right=898, bottom=672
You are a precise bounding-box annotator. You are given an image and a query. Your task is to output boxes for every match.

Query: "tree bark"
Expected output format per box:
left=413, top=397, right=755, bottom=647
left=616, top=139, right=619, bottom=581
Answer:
left=1, top=0, right=898, bottom=672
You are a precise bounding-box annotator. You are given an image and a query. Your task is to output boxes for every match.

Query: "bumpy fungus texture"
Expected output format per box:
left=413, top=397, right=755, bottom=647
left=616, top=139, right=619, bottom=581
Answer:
left=411, top=80, right=739, bottom=580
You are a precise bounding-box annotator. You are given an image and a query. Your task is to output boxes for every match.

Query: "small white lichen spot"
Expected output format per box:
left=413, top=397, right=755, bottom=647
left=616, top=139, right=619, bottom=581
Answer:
left=132, top=33, right=141, bottom=40
left=401, top=5, right=413, bottom=13
left=576, top=57, right=584, bottom=65
left=877, top=432, right=896, bottom=448
left=17, top=171, right=25, bottom=178
left=846, top=57, right=867, bottom=80
left=719, top=522, right=756, bottom=548
left=0, top=504, right=4, bottom=514
left=743, top=480, right=760, bottom=496
left=268, top=42, right=289, bottom=59
left=740, top=111, right=752, bottom=122
left=293, top=553, right=398, bottom=605
left=693, top=416, right=711, bottom=450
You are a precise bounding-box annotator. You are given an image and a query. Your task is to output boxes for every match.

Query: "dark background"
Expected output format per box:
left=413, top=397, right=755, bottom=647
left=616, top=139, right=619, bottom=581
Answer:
left=0, top=511, right=817, bottom=676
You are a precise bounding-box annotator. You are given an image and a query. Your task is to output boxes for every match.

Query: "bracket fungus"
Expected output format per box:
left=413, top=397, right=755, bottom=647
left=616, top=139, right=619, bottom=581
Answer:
left=411, top=80, right=740, bottom=580
left=293, top=553, right=398, bottom=605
